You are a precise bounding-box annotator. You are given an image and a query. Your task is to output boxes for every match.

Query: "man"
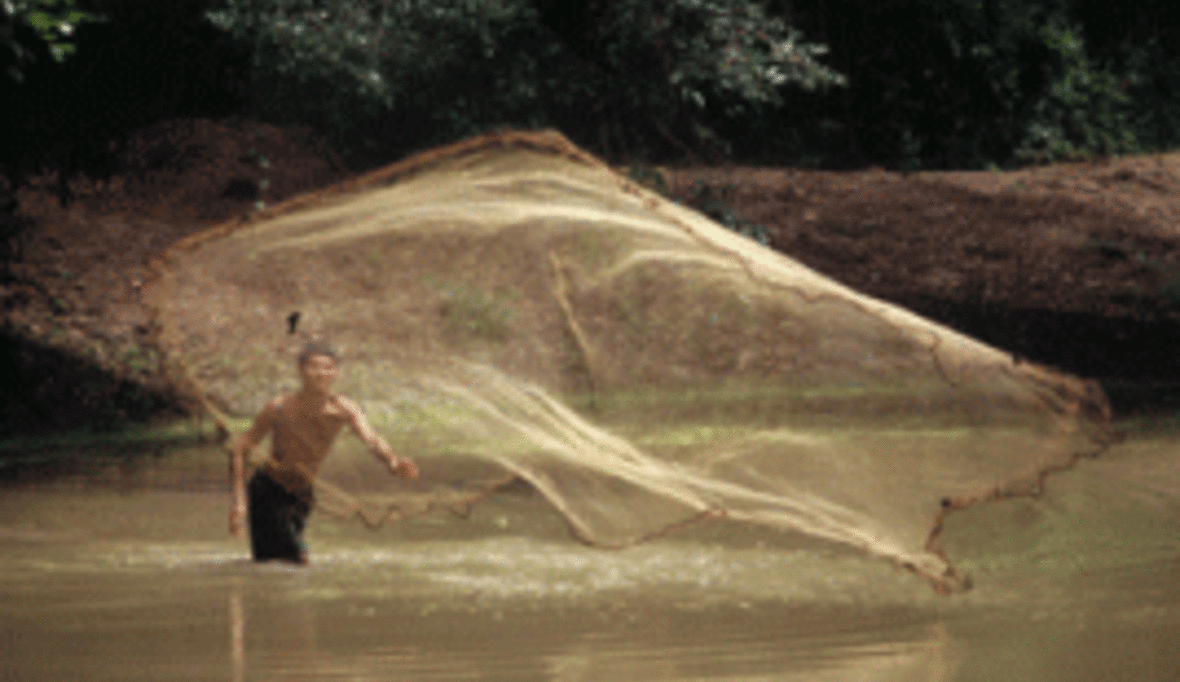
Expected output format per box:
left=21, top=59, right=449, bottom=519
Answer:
left=228, top=341, right=418, bottom=563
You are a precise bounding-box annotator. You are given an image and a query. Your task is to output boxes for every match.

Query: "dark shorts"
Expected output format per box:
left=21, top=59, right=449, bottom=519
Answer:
left=247, top=471, right=313, bottom=563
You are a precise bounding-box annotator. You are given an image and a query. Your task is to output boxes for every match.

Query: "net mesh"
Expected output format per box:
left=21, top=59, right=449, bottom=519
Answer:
left=147, top=130, right=1110, bottom=591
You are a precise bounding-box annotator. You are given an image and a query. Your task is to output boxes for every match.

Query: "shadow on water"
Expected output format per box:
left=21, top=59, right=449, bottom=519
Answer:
left=0, top=420, right=227, bottom=492
left=0, top=326, right=206, bottom=485
left=898, top=295, right=1180, bottom=417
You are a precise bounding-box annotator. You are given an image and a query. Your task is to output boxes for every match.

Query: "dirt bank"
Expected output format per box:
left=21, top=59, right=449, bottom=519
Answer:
left=1, top=119, right=347, bottom=433
left=663, top=161, right=1180, bottom=411
left=2, top=120, right=1178, bottom=433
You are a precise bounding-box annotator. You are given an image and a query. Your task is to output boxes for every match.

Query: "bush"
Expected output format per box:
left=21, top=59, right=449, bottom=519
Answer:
left=724, top=0, right=1180, bottom=169
left=1, top=0, right=99, bottom=82
left=205, top=0, right=845, bottom=164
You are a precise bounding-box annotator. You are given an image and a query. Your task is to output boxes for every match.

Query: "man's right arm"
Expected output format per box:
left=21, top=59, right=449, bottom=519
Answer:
left=228, top=398, right=280, bottom=537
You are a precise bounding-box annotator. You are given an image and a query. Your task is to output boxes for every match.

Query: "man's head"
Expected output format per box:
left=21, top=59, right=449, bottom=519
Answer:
left=297, top=340, right=338, bottom=368
left=297, top=341, right=339, bottom=394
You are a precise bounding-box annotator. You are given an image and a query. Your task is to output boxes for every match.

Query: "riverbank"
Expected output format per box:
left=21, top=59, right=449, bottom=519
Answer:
left=2, top=120, right=1179, bottom=435
left=662, top=161, right=1180, bottom=412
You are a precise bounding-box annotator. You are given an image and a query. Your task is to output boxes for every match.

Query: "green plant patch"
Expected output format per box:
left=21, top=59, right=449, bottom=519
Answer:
left=683, top=180, right=769, bottom=246
left=435, top=282, right=515, bottom=342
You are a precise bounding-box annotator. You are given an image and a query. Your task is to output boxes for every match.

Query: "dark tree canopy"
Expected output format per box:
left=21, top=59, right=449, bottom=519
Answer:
left=3, top=0, right=1180, bottom=175
left=202, top=0, right=846, bottom=163
left=2, top=0, right=100, bottom=82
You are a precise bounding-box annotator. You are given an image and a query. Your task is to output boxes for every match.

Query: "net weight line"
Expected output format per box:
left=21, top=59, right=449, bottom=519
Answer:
left=291, top=461, right=518, bottom=530
left=197, top=380, right=519, bottom=531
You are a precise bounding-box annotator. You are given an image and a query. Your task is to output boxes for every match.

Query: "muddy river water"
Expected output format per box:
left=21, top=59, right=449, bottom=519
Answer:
left=1, top=430, right=1178, bottom=681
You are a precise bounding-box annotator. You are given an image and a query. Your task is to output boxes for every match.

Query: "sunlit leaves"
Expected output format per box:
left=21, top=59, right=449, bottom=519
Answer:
left=207, top=0, right=535, bottom=111
left=205, top=0, right=844, bottom=159
left=1013, top=20, right=1137, bottom=163
left=2, top=0, right=99, bottom=81
left=935, top=0, right=1140, bottom=164
left=652, top=0, right=845, bottom=114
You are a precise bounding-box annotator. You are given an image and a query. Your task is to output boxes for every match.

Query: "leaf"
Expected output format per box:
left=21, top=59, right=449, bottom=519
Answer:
left=25, top=9, right=57, bottom=34
left=48, top=41, right=74, bottom=61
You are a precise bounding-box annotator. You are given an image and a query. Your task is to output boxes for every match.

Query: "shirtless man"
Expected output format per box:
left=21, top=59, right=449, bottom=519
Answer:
left=228, top=341, right=418, bottom=563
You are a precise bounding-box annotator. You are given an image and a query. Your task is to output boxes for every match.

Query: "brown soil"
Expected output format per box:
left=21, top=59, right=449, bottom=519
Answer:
left=667, top=161, right=1180, bottom=319
left=0, top=119, right=348, bottom=432
left=3, top=120, right=1179, bottom=433
left=663, top=161, right=1180, bottom=398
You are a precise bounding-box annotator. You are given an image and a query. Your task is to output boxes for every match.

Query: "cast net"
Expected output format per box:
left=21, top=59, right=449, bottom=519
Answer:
left=147, top=130, right=1110, bottom=590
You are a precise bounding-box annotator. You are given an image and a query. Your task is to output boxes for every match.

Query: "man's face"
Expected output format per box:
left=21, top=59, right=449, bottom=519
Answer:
left=299, top=354, right=339, bottom=393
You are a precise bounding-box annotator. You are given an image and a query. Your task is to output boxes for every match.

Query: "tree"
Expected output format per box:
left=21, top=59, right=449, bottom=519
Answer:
left=204, top=0, right=845, bottom=162
left=2, top=0, right=99, bottom=82
left=770, top=0, right=1166, bottom=168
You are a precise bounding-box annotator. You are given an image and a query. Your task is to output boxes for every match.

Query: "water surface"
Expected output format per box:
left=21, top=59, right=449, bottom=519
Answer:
left=1, top=430, right=1178, bottom=681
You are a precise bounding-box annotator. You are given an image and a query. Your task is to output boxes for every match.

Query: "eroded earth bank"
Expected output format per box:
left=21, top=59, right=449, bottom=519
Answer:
left=2, top=120, right=1179, bottom=435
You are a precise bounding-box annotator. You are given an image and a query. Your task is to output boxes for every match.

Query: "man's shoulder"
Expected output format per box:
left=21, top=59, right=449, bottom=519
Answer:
left=260, top=393, right=295, bottom=417
left=267, top=393, right=295, bottom=409
left=330, top=394, right=364, bottom=416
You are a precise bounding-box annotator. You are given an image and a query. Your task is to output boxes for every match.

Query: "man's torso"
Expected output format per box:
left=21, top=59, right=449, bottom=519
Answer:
left=261, top=393, right=350, bottom=492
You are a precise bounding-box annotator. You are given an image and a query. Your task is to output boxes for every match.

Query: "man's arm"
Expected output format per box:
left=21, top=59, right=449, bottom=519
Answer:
left=228, top=398, right=280, bottom=537
left=339, top=397, right=418, bottom=479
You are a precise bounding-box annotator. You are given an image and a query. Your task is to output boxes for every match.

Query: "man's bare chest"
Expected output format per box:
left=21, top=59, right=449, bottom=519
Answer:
left=278, top=400, right=348, bottom=452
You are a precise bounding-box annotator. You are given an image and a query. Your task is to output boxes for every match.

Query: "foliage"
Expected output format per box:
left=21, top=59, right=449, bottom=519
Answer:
left=711, top=0, right=1180, bottom=169
left=1, top=0, right=99, bottom=82
left=1011, top=20, right=1137, bottom=162
left=626, top=164, right=669, bottom=195
left=627, top=166, right=769, bottom=245
left=935, top=3, right=1141, bottom=165
left=683, top=180, right=768, bottom=245
left=1, top=0, right=251, bottom=178
left=4, top=0, right=1180, bottom=176
left=204, top=0, right=845, bottom=163
left=437, top=283, right=515, bottom=341
left=1119, top=39, right=1180, bottom=153
left=586, top=0, right=846, bottom=114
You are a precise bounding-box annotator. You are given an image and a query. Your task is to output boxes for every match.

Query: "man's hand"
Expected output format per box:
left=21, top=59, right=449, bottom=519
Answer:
left=340, top=396, right=418, bottom=480
left=229, top=500, right=247, bottom=538
left=388, top=455, right=419, bottom=479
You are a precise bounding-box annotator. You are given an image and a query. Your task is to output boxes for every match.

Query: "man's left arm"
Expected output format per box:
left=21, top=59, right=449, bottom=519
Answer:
left=340, top=398, right=418, bottom=479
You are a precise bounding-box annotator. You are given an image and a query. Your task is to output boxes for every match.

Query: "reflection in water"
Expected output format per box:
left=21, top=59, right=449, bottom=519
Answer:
left=217, top=578, right=958, bottom=682
left=227, top=575, right=344, bottom=682
left=229, top=589, right=244, bottom=682
left=547, top=621, right=957, bottom=682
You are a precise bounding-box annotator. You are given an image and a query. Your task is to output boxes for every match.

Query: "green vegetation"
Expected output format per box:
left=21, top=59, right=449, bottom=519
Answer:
left=3, top=0, right=1180, bottom=175
left=1079, top=236, right=1180, bottom=306
left=0, top=417, right=230, bottom=477
left=723, top=0, right=1180, bottom=169
left=203, top=0, right=845, bottom=164
left=1, top=0, right=100, bottom=82
left=626, top=164, right=668, bottom=195
left=198, top=0, right=1180, bottom=168
left=241, top=139, right=272, bottom=211
left=0, top=417, right=213, bottom=456
left=627, top=165, right=770, bottom=245
left=435, top=281, right=515, bottom=341
left=682, top=180, right=769, bottom=245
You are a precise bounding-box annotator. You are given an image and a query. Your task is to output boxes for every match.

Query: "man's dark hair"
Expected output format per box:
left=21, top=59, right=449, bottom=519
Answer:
left=298, top=340, right=339, bottom=367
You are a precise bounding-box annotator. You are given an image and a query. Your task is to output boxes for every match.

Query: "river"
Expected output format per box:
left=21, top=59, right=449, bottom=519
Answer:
left=1, top=427, right=1178, bottom=681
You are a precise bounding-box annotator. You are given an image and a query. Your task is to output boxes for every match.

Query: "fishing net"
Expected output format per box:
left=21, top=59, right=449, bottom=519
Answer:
left=147, top=130, right=1110, bottom=591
